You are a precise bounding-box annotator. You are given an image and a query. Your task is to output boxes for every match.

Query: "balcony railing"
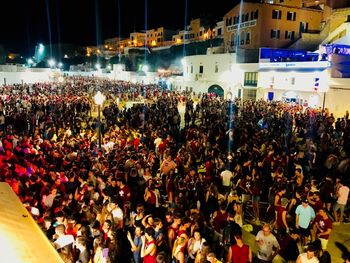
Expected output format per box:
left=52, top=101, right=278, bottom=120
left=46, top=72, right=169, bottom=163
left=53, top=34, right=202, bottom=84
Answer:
left=227, top=20, right=257, bottom=32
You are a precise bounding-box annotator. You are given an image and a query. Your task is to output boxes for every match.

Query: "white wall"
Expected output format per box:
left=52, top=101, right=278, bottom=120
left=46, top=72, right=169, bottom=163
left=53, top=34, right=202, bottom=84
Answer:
left=326, top=77, right=350, bottom=118
left=180, top=53, right=258, bottom=97
left=0, top=71, right=51, bottom=85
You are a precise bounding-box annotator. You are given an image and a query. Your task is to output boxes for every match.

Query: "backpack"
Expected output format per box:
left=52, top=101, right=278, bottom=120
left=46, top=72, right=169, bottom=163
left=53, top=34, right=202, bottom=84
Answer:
left=222, top=221, right=241, bottom=247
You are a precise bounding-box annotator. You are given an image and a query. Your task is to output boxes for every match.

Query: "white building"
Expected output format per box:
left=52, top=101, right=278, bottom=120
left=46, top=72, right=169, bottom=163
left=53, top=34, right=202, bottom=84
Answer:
left=174, top=53, right=259, bottom=100
left=256, top=60, right=330, bottom=108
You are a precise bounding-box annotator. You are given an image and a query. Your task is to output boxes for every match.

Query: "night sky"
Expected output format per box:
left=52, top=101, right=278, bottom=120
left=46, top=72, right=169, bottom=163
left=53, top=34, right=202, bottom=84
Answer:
left=0, top=0, right=241, bottom=56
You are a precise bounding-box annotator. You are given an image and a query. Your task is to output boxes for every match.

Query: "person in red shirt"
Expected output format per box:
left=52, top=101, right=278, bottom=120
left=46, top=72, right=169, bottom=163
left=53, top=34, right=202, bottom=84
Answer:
left=313, top=208, right=332, bottom=250
left=227, top=233, right=252, bottom=263
left=116, top=177, right=131, bottom=205
left=309, top=192, right=324, bottom=214
left=274, top=198, right=289, bottom=236
left=211, top=203, right=228, bottom=233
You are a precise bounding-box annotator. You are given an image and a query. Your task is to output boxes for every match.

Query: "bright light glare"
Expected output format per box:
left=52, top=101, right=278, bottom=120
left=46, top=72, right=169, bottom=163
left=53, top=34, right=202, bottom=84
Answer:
left=142, top=65, right=149, bottom=72
left=58, top=62, right=63, bottom=68
left=94, top=91, right=106, bottom=105
left=48, top=59, right=56, bottom=67
left=38, top=44, right=44, bottom=54
left=27, top=58, right=34, bottom=65
left=95, top=63, right=101, bottom=70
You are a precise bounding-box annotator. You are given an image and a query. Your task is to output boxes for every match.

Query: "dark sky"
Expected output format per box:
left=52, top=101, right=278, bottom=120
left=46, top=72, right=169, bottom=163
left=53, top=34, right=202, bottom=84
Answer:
left=0, top=0, right=239, bottom=56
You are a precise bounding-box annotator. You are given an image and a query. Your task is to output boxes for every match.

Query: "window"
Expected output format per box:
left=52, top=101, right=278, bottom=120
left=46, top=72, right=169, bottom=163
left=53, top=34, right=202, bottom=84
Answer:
left=254, top=10, right=259, bottom=19
left=157, top=38, right=161, bottom=42
left=291, top=77, right=295, bottom=85
left=272, top=10, right=282, bottom=19
left=199, top=65, right=203, bottom=74
left=217, top=28, right=222, bottom=35
left=271, top=29, right=280, bottom=39
left=200, top=31, right=203, bottom=36
left=215, top=64, right=218, bottom=73
left=191, top=65, right=193, bottom=73
left=241, top=31, right=245, bottom=45
left=244, top=72, right=258, bottom=86
left=246, top=31, right=251, bottom=44
left=280, top=0, right=284, bottom=2
left=231, top=33, right=236, bottom=46
left=226, top=18, right=229, bottom=26
left=251, top=12, right=254, bottom=20
left=245, top=13, right=249, bottom=21
left=229, top=17, right=232, bottom=26
left=285, top=31, right=295, bottom=40
left=300, top=22, right=309, bottom=33
left=287, top=11, right=296, bottom=21
left=244, top=89, right=257, bottom=101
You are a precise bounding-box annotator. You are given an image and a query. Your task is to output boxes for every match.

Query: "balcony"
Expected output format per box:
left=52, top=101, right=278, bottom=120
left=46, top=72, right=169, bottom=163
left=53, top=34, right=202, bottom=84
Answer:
left=227, top=20, right=257, bottom=32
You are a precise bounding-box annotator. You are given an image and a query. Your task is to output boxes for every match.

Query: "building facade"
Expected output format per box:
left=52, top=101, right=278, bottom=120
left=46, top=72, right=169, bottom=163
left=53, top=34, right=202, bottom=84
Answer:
left=145, top=27, right=176, bottom=47
left=174, top=53, right=259, bottom=100
left=172, top=18, right=212, bottom=45
left=222, top=1, right=323, bottom=52
left=129, top=32, right=146, bottom=47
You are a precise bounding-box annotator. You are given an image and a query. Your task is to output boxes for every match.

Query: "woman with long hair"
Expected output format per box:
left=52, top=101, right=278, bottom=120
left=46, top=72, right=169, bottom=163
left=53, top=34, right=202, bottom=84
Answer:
left=194, top=242, right=210, bottom=263
left=172, top=237, right=187, bottom=263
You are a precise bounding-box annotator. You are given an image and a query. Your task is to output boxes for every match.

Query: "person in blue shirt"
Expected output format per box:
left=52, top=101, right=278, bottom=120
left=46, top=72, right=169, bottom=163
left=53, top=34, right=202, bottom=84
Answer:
left=127, top=226, right=143, bottom=263
left=295, top=198, right=315, bottom=246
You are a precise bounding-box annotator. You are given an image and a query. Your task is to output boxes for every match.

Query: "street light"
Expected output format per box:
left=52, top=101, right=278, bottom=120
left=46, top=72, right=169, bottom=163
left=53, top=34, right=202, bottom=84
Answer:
left=27, top=58, right=34, bottom=67
left=94, top=91, right=106, bottom=148
left=48, top=59, right=56, bottom=68
left=142, top=65, right=149, bottom=73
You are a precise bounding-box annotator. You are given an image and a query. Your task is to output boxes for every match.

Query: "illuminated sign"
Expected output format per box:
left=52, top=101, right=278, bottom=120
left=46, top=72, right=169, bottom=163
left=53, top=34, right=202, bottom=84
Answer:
left=227, top=20, right=257, bottom=32
left=259, top=61, right=330, bottom=69
left=323, top=44, right=350, bottom=56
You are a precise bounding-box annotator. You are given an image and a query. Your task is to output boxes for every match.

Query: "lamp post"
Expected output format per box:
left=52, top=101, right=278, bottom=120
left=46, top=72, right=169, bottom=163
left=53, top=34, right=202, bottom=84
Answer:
left=94, top=91, right=106, bottom=148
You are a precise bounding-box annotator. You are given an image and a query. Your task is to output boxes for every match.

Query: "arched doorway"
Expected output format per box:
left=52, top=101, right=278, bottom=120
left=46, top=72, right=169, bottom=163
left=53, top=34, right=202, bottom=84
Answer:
left=208, top=85, right=224, bottom=97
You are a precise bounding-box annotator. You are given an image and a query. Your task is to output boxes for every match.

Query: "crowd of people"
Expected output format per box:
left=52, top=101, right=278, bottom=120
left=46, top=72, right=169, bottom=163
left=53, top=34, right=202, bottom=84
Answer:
left=0, top=76, right=349, bottom=263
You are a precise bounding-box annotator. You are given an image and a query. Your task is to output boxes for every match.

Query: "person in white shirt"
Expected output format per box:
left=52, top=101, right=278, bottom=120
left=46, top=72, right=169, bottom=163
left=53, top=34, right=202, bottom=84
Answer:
left=255, top=224, right=280, bottom=262
left=296, top=245, right=319, bottom=263
left=220, top=167, right=233, bottom=194
left=334, top=180, right=349, bottom=224
left=187, top=230, right=206, bottom=261
left=53, top=224, right=74, bottom=250
left=107, top=198, right=124, bottom=228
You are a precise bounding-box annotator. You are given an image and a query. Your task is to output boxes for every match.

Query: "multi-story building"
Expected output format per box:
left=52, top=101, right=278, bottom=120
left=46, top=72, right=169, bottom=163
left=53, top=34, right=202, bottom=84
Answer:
left=118, top=38, right=131, bottom=53
left=303, top=0, right=349, bottom=9
left=174, top=53, right=259, bottom=100
left=104, top=37, right=120, bottom=50
left=129, top=32, right=146, bottom=47
left=172, top=18, right=213, bottom=45
left=145, top=27, right=176, bottom=47
left=222, top=0, right=323, bottom=52
left=213, top=21, right=224, bottom=39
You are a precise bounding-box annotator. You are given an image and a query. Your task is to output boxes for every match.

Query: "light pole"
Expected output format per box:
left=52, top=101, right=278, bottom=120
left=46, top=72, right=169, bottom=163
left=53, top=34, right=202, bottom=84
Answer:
left=94, top=91, right=106, bottom=149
